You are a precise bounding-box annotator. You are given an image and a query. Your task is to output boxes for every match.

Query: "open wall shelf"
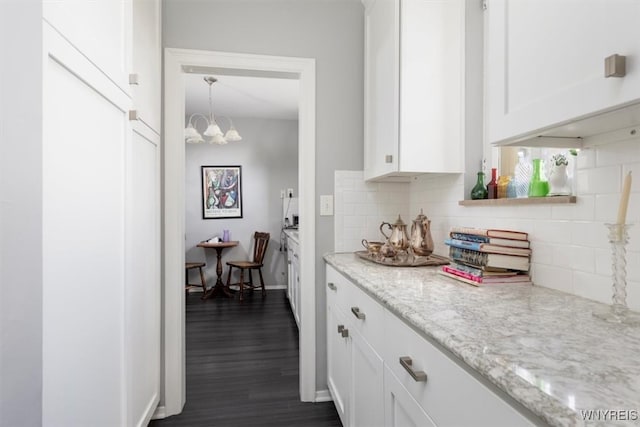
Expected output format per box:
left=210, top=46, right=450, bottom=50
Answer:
left=458, top=196, right=577, bottom=207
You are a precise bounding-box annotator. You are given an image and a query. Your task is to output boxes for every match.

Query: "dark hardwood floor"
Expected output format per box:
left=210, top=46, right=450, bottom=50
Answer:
left=150, top=289, right=341, bottom=427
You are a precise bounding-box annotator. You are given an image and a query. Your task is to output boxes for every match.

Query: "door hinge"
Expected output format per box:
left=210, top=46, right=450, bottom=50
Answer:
left=482, top=0, right=487, bottom=10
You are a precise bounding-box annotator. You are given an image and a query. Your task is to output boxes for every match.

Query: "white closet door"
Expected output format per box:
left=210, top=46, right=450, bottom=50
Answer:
left=132, top=0, right=162, bottom=132
left=43, top=0, right=132, bottom=94
left=126, top=122, right=161, bottom=427
left=42, top=23, right=130, bottom=427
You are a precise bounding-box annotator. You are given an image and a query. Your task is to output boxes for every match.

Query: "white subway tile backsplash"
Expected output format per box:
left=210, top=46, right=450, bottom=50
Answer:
left=531, top=264, right=574, bottom=294
left=576, top=148, right=596, bottom=169
left=532, top=220, right=573, bottom=244
left=530, top=241, right=555, bottom=265
left=594, top=248, right=611, bottom=277
left=568, top=245, right=596, bottom=274
left=336, top=139, right=639, bottom=311
left=577, top=165, right=621, bottom=195
left=628, top=251, right=640, bottom=282
left=515, top=205, right=553, bottom=220
left=572, top=271, right=611, bottom=305
left=595, top=193, right=622, bottom=222
left=571, top=221, right=608, bottom=248
left=595, top=138, right=640, bottom=167
left=627, top=281, right=640, bottom=312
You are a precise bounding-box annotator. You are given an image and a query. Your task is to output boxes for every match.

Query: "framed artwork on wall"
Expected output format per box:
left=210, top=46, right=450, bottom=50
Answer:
left=201, top=165, right=243, bottom=219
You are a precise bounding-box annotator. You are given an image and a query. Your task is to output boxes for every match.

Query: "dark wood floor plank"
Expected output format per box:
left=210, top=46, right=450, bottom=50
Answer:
left=150, top=290, right=341, bottom=427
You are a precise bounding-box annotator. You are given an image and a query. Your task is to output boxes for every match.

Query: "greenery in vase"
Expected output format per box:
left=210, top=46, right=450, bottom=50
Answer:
left=551, top=153, right=568, bottom=166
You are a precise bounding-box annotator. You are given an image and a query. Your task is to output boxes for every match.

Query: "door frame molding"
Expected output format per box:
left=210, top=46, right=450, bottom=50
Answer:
left=161, top=48, right=316, bottom=417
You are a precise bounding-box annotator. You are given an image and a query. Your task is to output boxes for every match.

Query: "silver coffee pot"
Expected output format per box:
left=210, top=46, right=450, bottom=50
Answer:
left=410, top=209, right=434, bottom=257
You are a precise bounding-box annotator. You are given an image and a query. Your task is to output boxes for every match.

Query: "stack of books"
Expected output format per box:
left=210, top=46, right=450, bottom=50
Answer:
left=439, top=226, right=532, bottom=287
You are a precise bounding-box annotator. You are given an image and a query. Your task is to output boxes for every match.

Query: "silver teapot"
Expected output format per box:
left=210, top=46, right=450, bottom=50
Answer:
left=410, top=209, right=434, bottom=257
left=380, top=215, right=410, bottom=251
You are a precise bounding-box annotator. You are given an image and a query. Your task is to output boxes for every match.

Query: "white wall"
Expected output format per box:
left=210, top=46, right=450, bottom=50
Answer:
left=0, top=2, right=43, bottom=425
left=334, top=136, right=640, bottom=311
left=185, top=118, right=298, bottom=288
left=163, top=0, right=364, bottom=390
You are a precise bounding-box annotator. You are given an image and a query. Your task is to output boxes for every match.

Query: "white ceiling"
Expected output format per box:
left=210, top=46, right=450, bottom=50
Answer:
left=184, top=73, right=300, bottom=121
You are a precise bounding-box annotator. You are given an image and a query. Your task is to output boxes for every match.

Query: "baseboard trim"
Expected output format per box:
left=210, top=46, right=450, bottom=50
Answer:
left=151, top=405, right=166, bottom=420
left=315, top=389, right=332, bottom=402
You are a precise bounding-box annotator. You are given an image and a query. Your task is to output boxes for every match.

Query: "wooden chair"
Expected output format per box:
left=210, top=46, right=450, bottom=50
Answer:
left=225, top=232, right=270, bottom=302
left=185, top=262, right=208, bottom=298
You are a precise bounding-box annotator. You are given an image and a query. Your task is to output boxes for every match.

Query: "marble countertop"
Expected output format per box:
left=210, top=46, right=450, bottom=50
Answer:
left=324, top=252, right=640, bottom=427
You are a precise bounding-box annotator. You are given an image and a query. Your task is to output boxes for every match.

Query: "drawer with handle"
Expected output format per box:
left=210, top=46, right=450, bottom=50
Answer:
left=382, top=310, right=534, bottom=427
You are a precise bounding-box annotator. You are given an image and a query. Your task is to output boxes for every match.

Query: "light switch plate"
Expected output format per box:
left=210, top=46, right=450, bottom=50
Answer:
left=320, top=195, right=334, bottom=216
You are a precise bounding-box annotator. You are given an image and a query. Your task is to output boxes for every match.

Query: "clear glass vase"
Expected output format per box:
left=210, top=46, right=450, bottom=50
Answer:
left=592, top=224, right=640, bottom=325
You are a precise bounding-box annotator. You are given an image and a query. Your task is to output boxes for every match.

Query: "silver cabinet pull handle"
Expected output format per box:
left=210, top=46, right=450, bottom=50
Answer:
left=351, top=306, right=366, bottom=320
left=327, top=282, right=337, bottom=291
left=399, top=356, right=427, bottom=382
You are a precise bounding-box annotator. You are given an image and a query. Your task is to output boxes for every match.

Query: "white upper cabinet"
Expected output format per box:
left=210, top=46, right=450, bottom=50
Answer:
left=364, top=0, right=465, bottom=181
left=44, top=0, right=132, bottom=94
left=132, top=0, right=162, bottom=133
left=485, top=0, right=640, bottom=147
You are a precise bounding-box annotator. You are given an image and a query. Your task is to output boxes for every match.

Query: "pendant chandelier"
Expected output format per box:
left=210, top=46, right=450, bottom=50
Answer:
left=184, top=76, right=242, bottom=145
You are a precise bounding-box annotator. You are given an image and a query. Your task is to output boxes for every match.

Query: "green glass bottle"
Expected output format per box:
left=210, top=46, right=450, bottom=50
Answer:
left=471, top=171, right=488, bottom=200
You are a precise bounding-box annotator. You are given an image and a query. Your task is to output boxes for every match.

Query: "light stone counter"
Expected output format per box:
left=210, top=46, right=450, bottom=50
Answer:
left=324, top=252, right=640, bottom=427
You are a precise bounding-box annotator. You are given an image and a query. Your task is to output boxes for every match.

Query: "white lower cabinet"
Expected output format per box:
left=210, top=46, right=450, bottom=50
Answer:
left=326, top=264, right=536, bottom=427
left=286, top=236, right=301, bottom=327
left=327, top=301, right=350, bottom=426
left=350, top=328, right=384, bottom=427
left=384, top=366, right=435, bottom=427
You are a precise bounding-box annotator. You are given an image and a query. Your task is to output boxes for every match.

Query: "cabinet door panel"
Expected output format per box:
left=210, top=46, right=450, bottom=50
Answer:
left=350, top=329, right=384, bottom=427
left=485, top=0, right=640, bottom=143
left=327, top=303, right=350, bottom=426
left=132, top=0, right=161, bottom=132
left=400, top=0, right=464, bottom=173
left=43, top=28, right=129, bottom=426
left=364, top=0, right=400, bottom=180
left=126, top=125, right=160, bottom=427
left=43, top=0, right=131, bottom=92
left=384, top=367, right=436, bottom=427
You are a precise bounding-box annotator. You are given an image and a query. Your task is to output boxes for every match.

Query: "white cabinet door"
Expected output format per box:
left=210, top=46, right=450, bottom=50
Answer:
left=292, top=247, right=301, bottom=327
left=384, top=366, right=436, bottom=427
left=327, top=303, right=350, bottom=426
left=126, top=123, right=161, bottom=427
left=287, top=237, right=301, bottom=328
left=43, top=23, right=131, bottom=427
left=287, top=246, right=294, bottom=301
left=364, top=0, right=465, bottom=181
left=350, top=328, right=384, bottom=427
left=485, top=0, right=640, bottom=144
left=364, top=0, right=400, bottom=180
left=400, top=0, right=464, bottom=174
left=132, top=0, right=161, bottom=133
left=43, top=0, right=131, bottom=94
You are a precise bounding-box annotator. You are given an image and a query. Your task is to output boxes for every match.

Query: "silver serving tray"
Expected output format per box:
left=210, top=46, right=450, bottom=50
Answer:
left=355, top=251, right=449, bottom=267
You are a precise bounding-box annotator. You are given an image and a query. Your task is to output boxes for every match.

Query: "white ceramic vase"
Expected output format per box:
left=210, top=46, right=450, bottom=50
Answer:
left=548, top=164, right=570, bottom=196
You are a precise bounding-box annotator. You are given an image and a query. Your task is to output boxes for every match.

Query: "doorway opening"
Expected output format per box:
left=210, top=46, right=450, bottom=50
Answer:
left=161, top=49, right=316, bottom=417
